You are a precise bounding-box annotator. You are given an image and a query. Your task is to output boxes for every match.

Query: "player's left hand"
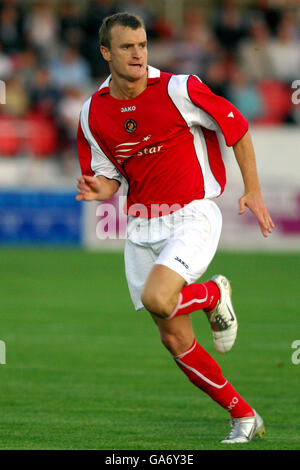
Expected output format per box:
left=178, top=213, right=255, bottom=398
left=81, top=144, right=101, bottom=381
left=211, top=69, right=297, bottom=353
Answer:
left=238, top=190, right=275, bottom=238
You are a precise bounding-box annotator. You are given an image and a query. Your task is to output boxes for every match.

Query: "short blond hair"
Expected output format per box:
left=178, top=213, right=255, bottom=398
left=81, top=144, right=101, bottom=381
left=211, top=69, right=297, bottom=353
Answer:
left=99, top=12, right=145, bottom=49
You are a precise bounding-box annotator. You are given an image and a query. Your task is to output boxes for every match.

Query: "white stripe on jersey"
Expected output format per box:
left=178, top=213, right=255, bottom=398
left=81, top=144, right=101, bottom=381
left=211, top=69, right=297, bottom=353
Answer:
left=116, top=142, right=140, bottom=147
left=167, top=74, right=222, bottom=199
left=80, top=97, right=122, bottom=182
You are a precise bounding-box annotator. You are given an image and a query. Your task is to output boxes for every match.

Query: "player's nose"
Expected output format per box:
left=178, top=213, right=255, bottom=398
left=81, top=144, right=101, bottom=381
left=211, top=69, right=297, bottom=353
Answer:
left=131, top=46, right=142, bottom=59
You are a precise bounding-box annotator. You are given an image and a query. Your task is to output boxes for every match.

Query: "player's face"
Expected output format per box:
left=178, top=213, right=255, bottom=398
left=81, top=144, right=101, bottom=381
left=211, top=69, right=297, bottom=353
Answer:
left=101, top=25, right=148, bottom=82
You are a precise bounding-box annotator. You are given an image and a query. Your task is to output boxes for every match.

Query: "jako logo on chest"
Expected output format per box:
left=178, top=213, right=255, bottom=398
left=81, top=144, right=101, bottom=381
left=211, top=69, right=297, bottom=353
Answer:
left=121, top=106, right=136, bottom=112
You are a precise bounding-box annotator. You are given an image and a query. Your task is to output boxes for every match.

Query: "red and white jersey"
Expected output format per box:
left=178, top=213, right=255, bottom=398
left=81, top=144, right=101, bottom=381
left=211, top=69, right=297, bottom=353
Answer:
left=77, top=66, right=248, bottom=217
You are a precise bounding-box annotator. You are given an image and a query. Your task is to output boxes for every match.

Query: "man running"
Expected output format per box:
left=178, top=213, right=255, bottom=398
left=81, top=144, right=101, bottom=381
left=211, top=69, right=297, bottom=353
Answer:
left=76, top=12, right=274, bottom=443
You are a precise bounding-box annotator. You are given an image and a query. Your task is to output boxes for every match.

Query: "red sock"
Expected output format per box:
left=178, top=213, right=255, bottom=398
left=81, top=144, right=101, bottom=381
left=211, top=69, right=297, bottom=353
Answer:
left=169, top=281, right=220, bottom=319
left=174, top=339, right=254, bottom=418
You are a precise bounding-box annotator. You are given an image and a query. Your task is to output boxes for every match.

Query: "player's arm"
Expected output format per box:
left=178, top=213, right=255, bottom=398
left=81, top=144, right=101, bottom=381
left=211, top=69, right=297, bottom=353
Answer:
left=76, top=115, right=123, bottom=201
left=186, top=76, right=274, bottom=237
left=76, top=175, right=120, bottom=201
left=232, top=130, right=275, bottom=238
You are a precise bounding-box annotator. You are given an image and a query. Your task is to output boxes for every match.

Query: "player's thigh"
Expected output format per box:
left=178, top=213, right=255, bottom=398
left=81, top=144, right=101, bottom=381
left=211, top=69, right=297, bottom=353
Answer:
left=124, top=239, right=156, bottom=311
left=141, top=263, right=186, bottom=313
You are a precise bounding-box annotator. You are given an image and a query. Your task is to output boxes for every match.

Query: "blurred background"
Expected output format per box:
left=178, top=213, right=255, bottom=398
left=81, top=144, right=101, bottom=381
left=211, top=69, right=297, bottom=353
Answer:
left=0, top=0, right=299, bottom=249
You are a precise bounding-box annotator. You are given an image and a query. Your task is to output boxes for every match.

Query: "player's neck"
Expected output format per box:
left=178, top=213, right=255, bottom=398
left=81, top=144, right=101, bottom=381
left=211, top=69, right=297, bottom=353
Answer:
left=109, top=71, right=148, bottom=100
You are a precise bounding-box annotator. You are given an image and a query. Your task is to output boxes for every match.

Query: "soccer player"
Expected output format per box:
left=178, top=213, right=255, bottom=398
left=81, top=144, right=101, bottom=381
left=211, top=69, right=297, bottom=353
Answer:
left=76, top=12, right=275, bottom=443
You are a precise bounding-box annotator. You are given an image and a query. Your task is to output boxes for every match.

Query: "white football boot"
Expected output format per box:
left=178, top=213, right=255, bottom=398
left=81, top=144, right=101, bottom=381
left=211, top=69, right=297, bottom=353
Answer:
left=205, top=274, right=238, bottom=354
left=221, top=409, right=265, bottom=443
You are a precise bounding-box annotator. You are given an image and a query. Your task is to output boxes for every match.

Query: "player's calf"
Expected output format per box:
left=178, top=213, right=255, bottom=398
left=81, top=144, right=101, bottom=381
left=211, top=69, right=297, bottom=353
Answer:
left=159, top=329, right=194, bottom=355
left=151, top=312, right=196, bottom=357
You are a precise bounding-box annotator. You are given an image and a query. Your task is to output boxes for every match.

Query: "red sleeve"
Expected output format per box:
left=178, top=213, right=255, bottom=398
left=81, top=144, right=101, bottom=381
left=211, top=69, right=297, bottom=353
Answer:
left=187, top=75, right=248, bottom=146
left=77, top=119, right=95, bottom=176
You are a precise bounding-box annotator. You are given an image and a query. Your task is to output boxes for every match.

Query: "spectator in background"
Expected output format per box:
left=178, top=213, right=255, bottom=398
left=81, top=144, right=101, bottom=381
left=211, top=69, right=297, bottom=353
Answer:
left=183, top=6, right=217, bottom=52
left=57, top=86, right=86, bottom=173
left=59, top=1, right=85, bottom=50
left=247, top=0, right=282, bottom=36
left=58, top=86, right=85, bottom=138
left=145, top=1, right=175, bottom=70
left=172, top=35, right=204, bottom=76
left=269, top=14, right=300, bottom=84
left=29, top=67, right=61, bottom=119
left=174, top=6, right=221, bottom=77
left=121, top=0, right=157, bottom=38
left=238, top=20, right=275, bottom=81
left=227, top=65, right=263, bottom=121
left=212, top=0, right=248, bottom=54
left=50, top=46, right=92, bottom=90
left=84, top=0, right=118, bottom=39
left=24, top=2, right=59, bottom=58
left=14, top=48, right=38, bottom=90
left=0, top=3, right=22, bottom=53
left=0, top=42, right=13, bottom=80
left=4, top=76, right=30, bottom=117
left=147, top=36, right=176, bottom=73
left=82, top=0, right=118, bottom=76
left=150, top=14, right=174, bottom=41
left=204, top=60, right=229, bottom=98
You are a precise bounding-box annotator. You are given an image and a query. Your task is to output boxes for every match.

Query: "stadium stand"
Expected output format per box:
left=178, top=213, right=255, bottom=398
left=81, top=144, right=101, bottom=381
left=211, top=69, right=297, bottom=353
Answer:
left=0, top=0, right=299, bottom=170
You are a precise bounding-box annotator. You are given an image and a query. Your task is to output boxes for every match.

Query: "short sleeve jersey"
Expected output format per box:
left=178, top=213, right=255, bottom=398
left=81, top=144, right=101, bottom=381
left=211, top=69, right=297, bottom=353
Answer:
left=77, top=66, right=248, bottom=217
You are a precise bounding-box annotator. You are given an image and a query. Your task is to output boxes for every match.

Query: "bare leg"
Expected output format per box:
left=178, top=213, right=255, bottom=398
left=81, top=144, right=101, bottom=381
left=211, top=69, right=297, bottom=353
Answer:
left=142, top=263, right=195, bottom=355
left=151, top=313, right=195, bottom=356
left=141, top=264, right=185, bottom=318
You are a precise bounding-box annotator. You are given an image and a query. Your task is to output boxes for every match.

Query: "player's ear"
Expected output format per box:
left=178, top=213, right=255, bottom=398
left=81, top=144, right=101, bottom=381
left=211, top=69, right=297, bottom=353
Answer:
left=100, top=45, right=111, bottom=62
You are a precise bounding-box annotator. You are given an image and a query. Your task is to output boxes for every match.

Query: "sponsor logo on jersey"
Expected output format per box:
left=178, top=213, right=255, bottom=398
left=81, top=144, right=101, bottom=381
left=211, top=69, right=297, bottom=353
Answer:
left=121, top=106, right=136, bottom=112
left=135, top=145, right=163, bottom=157
left=124, top=119, right=137, bottom=133
left=114, top=140, right=163, bottom=164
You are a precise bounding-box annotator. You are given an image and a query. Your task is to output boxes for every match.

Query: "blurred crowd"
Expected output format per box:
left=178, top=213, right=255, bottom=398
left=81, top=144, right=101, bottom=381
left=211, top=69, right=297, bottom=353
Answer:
left=0, top=0, right=300, bottom=163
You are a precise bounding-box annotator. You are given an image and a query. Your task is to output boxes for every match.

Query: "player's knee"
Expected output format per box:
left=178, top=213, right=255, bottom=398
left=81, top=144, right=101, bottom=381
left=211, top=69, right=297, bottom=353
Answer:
left=141, top=290, right=173, bottom=318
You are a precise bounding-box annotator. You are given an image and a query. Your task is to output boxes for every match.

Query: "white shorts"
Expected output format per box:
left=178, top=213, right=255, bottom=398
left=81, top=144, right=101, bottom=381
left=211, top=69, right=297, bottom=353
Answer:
left=124, top=199, right=222, bottom=310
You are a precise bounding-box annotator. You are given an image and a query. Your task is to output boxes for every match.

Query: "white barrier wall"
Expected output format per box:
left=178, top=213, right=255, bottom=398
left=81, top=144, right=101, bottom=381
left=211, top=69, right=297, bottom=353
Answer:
left=83, top=127, right=300, bottom=251
left=218, top=126, right=300, bottom=250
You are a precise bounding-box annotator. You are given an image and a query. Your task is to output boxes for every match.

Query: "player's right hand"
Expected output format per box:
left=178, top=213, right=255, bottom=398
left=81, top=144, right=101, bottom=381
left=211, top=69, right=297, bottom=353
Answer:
left=238, top=190, right=275, bottom=238
left=76, top=175, right=101, bottom=201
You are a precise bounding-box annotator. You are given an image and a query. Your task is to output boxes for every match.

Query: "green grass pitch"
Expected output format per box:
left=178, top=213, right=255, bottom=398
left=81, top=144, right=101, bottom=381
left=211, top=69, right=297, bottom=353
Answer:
left=0, top=248, right=299, bottom=450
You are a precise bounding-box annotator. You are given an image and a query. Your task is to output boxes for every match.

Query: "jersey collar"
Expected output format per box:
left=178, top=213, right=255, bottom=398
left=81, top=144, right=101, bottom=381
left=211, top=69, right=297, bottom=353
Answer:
left=97, top=65, right=160, bottom=96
